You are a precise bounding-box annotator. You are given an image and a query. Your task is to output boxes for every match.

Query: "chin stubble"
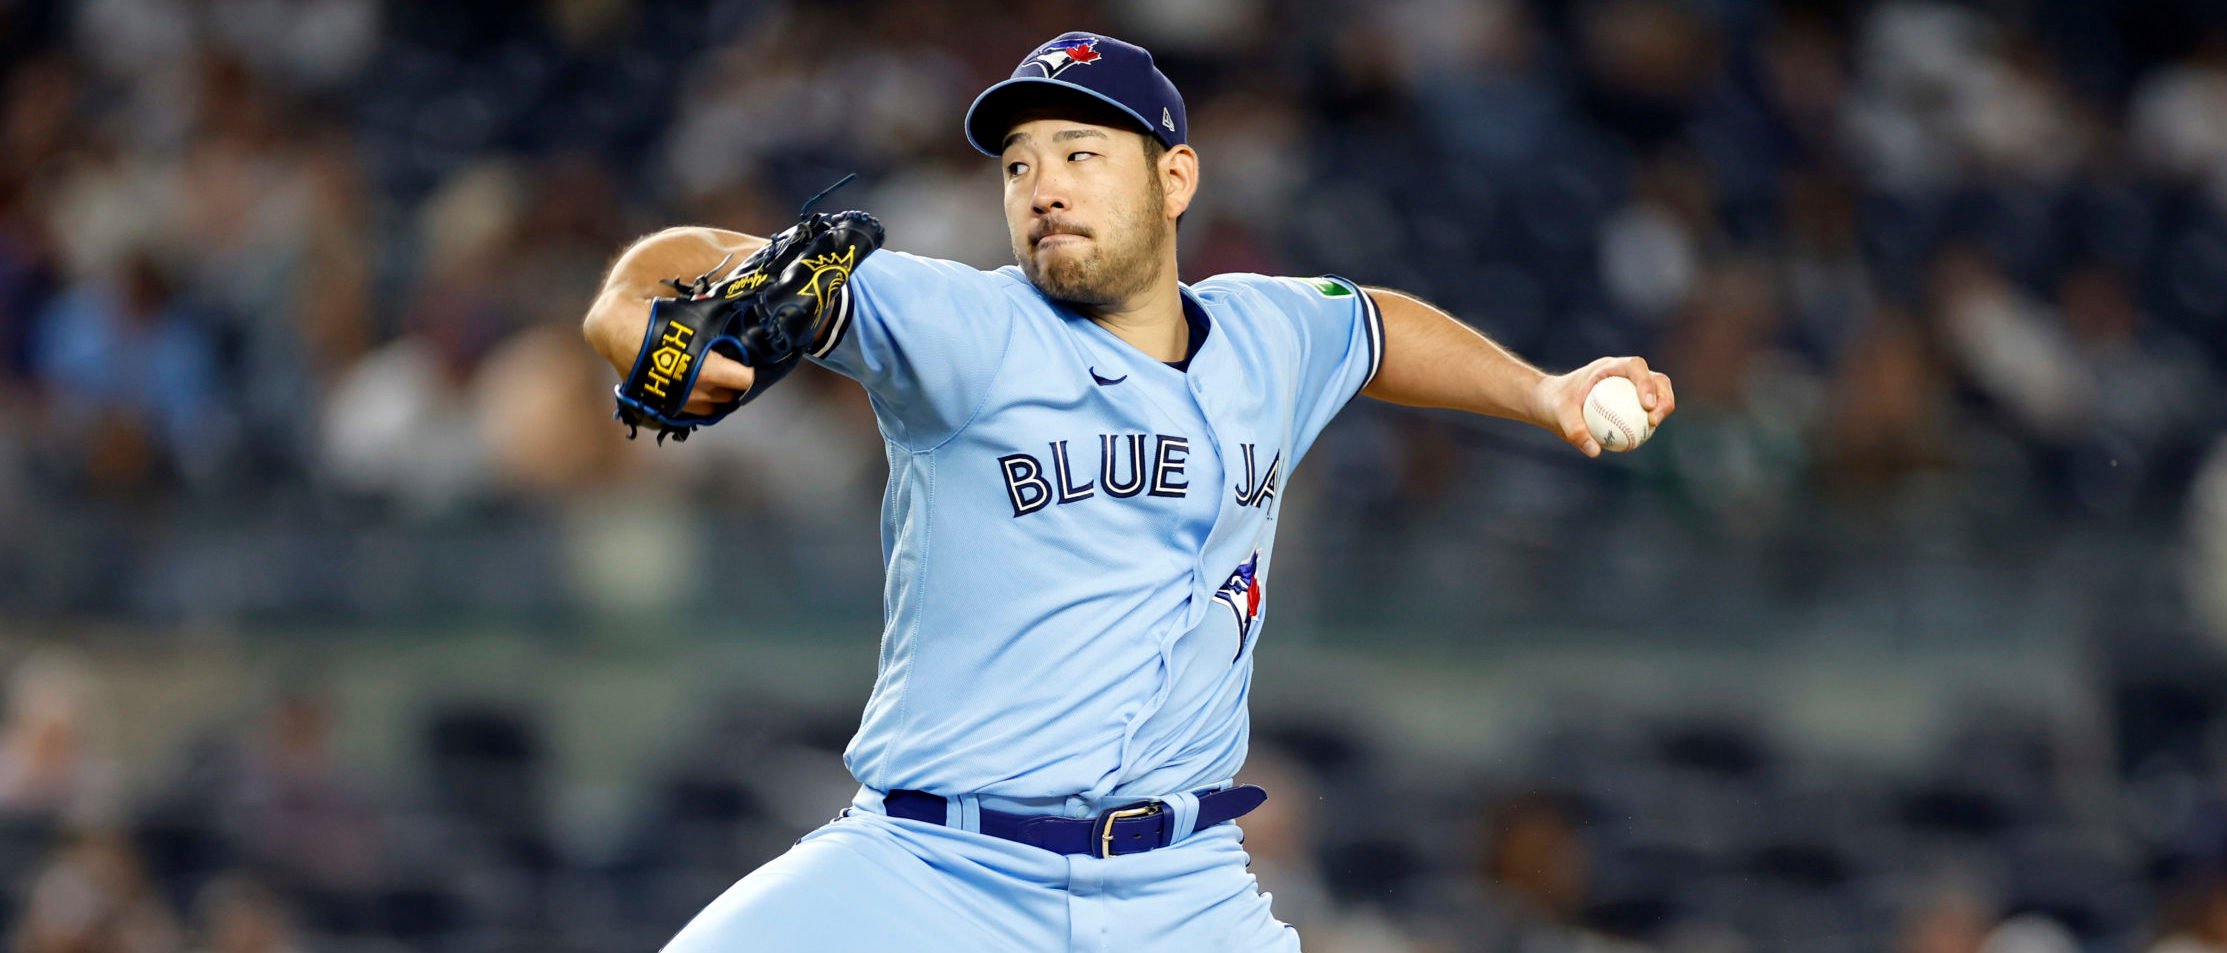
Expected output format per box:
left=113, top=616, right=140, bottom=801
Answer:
left=1017, top=184, right=1168, bottom=308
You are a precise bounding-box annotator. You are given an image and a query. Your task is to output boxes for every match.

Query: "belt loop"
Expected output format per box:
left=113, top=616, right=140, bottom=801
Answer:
left=1160, top=791, right=1202, bottom=844
left=956, top=793, right=983, bottom=833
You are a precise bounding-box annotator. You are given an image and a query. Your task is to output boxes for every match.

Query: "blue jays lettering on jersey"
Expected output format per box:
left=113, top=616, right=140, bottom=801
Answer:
left=800, top=250, right=1383, bottom=803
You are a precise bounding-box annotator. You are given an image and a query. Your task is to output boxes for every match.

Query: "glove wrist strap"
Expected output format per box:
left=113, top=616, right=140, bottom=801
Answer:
left=614, top=297, right=726, bottom=441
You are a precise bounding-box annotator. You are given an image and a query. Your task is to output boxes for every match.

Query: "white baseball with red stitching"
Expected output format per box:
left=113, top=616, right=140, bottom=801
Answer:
left=1583, top=375, right=1653, bottom=452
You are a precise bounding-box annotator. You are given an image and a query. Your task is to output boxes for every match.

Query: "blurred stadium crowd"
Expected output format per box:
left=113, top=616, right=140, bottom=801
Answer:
left=10, top=0, right=2227, bottom=950
left=15, top=639, right=2227, bottom=953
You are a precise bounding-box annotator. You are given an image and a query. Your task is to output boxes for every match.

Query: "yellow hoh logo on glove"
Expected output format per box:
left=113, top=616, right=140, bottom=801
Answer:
left=643, top=320, right=697, bottom=399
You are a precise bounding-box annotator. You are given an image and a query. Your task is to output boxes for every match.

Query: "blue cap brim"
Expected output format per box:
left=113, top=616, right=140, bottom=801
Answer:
left=964, top=77, right=1164, bottom=156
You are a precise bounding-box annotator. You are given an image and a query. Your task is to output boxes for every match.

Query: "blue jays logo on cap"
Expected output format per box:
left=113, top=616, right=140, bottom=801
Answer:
left=1027, top=36, right=1103, bottom=78
left=964, top=31, right=1188, bottom=156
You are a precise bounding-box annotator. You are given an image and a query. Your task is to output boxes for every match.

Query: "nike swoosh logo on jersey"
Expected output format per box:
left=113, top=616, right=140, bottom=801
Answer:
left=1090, top=367, right=1127, bottom=386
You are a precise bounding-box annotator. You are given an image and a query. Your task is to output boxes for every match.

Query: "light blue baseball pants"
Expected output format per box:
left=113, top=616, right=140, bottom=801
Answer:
left=660, top=789, right=1301, bottom=952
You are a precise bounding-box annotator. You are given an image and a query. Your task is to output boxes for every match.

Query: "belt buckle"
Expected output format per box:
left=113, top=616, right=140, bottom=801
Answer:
left=1095, top=802, right=1163, bottom=858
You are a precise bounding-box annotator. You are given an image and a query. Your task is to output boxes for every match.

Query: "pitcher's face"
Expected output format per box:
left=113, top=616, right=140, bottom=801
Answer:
left=1001, top=117, right=1171, bottom=308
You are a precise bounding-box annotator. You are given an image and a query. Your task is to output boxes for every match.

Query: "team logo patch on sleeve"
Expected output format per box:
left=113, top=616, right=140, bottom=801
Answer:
left=1214, top=550, right=1265, bottom=661
left=1313, top=278, right=1354, bottom=297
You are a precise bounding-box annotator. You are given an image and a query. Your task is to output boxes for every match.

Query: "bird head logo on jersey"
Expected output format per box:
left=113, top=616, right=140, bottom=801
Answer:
left=1214, top=550, right=1265, bottom=661
left=1025, top=37, right=1103, bottom=78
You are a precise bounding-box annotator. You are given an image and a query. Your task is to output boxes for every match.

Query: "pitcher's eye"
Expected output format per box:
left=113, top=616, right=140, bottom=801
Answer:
left=1006, top=161, right=1029, bottom=178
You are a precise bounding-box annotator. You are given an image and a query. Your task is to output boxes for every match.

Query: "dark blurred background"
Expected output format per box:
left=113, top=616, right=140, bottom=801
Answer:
left=6, top=0, right=2227, bottom=950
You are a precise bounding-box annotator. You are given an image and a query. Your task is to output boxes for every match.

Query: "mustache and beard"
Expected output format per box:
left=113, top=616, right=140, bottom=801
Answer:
left=1013, top=174, right=1170, bottom=308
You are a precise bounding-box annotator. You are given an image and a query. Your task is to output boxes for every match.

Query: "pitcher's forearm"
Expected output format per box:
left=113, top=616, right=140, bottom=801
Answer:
left=1360, top=287, right=1550, bottom=428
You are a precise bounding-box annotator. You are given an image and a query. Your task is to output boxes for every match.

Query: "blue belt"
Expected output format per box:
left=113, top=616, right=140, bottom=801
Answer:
left=882, top=784, right=1269, bottom=858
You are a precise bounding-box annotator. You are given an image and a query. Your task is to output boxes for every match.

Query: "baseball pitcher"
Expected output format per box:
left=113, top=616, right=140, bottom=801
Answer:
left=581, top=31, right=1676, bottom=952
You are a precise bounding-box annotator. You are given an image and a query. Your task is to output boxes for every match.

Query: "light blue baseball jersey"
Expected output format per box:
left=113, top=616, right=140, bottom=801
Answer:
left=799, top=250, right=1384, bottom=802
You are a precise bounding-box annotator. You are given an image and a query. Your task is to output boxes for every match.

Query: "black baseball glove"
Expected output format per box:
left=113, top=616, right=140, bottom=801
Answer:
left=612, top=208, right=885, bottom=442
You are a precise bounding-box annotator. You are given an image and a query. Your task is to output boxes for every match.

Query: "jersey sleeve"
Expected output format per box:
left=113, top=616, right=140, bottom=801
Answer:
left=1210, top=273, right=1385, bottom=461
left=808, top=250, right=1014, bottom=449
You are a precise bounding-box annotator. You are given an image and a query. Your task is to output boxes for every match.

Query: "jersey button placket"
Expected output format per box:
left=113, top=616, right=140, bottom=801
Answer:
left=1181, top=374, right=1233, bottom=603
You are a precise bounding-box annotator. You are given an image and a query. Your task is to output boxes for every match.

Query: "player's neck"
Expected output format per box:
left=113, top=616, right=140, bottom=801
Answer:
left=1079, top=258, right=1186, bottom=362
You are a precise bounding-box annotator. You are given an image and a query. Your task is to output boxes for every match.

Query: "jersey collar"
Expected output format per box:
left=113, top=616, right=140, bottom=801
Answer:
left=1165, top=288, right=1210, bottom=371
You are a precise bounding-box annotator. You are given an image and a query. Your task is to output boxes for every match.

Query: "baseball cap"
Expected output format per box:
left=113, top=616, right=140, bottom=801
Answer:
left=964, top=32, right=1187, bottom=157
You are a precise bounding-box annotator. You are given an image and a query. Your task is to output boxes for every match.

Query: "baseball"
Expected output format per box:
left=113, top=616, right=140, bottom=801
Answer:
left=1583, top=376, right=1653, bottom=452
